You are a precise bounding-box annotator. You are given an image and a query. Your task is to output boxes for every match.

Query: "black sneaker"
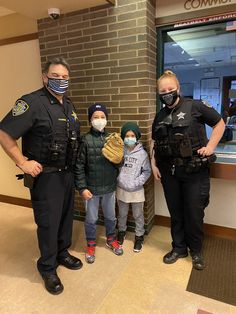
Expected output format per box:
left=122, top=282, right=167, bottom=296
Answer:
left=117, top=231, right=126, bottom=245
left=133, top=235, right=144, bottom=253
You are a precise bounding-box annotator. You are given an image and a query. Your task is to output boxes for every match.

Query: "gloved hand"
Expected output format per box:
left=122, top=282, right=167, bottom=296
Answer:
left=102, top=132, right=124, bottom=164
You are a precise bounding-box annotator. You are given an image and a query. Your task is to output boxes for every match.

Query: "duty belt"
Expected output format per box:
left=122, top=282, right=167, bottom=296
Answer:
left=42, top=166, right=70, bottom=173
left=173, top=158, right=187, bottom=167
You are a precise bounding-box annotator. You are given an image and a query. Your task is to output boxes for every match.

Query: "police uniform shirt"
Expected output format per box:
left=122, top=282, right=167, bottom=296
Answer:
left=0, top=87, right=79, bottom=141
left=152, top=97, right=222, bottom=140
left=0, top=87, right=80, bottom=167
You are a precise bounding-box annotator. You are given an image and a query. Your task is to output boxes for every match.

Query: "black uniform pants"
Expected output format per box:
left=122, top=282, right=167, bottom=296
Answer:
left=30, top=170, right=75, bottom=275
left=159, top=163, right=210, bottom=254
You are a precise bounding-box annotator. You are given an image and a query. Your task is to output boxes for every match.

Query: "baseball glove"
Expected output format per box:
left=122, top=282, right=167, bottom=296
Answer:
left=102, top=132, right=124, bottom=164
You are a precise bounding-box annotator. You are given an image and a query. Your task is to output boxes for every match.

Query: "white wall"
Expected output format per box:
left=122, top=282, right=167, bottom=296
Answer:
left=155, top=178, right=236, bottom=228
left=0, top=39, right=42, bottom=199
left=156, top=0, right=236, bottom=18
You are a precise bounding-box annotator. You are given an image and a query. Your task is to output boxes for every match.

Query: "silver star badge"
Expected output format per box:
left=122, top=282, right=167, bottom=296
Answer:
left=177, top=112, right=186, bottom=120
left=71, top=111, right=78, bottom=121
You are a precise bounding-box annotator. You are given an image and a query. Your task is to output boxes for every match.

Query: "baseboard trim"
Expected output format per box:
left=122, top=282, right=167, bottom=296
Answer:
left=203, top=222, right=236, bottom=241
left=155, top=215, right=171, bottom=228
left=1, top=196, right=235, bottom=240
left=155, top=215, right=236, bottom=240
left=0, top=195, right=32, bottom=208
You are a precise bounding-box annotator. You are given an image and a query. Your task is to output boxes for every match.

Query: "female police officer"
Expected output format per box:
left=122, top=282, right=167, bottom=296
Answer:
left=151, top=70, right=225, bottom=270
left=0, top=57, right=83, bottom=294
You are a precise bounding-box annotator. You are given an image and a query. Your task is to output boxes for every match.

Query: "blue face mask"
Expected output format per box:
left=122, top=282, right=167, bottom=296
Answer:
left=47, top=77, right=69, bottom=95
left=124, top=137, right=137, bottom=146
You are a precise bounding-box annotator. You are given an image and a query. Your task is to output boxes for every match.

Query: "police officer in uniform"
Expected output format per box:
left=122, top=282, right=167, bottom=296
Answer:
left=151, top=70, right=225, bottom=270
left=0, top=57, right=83, bottom=294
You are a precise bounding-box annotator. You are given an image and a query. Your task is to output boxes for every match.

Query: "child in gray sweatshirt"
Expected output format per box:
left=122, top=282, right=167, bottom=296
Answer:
left=117, top=122, right=151, bottom=252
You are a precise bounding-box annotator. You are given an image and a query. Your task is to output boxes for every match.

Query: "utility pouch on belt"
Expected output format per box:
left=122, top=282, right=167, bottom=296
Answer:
left=16, top=173, right=35, bottom=189
left=185, top=153, right=217, bottom=173
left=23, top=174, right=35, bottom=189
left=173, top=133, right=192, bottom=158
left=154, top=125, right=173, bottom=157
left=203, top=153, right=217, bottom=165
left=156, top=139, right=172, bottom=156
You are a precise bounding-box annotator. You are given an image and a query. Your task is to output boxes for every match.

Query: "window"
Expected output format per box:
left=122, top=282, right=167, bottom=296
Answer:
left=158, top=20, right=236, bottom=163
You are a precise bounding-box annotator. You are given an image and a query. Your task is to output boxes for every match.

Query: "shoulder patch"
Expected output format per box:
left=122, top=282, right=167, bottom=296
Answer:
left=12, top=99, right=29, bottom=116
left=202, top=100, right=212, bottom=108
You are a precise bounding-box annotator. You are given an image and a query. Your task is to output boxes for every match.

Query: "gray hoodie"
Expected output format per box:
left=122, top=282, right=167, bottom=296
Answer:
left=117, top=143, right=151, bottom=192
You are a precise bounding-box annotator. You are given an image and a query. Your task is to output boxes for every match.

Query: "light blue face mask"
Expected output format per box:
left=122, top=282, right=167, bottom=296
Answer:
left=47, top=77, right=69, bottom=95
left=124, top=137, right=137, bottom=146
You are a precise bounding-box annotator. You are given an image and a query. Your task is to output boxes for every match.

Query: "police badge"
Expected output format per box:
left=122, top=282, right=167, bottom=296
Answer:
left=12, top=99, right=29, bottom=116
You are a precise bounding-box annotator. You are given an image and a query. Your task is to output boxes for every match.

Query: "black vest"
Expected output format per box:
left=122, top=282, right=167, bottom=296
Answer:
left=22, top=90, right=79, bottom=168
left=153, top=99, right=207, bottom=160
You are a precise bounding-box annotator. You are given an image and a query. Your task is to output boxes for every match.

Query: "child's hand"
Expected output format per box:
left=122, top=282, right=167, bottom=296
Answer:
left=81, top=189, right=93, bottom=200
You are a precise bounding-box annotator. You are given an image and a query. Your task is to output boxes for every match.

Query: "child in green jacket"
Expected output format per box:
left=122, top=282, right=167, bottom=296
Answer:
left=74, top=103, right=123, bottom=263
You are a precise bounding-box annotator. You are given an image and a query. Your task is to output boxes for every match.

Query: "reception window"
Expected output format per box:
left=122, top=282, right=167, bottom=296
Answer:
left=158, top=20, right=236, bottom=164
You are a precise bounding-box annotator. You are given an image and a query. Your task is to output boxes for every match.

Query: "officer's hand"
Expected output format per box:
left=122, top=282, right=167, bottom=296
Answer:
left=197, top=146, right=214, bottom=157
left=19, top=160, right=43, bottom=177
left=81, top=189, right=93, bottom=200
left=152, top=165, right=161, bottom=181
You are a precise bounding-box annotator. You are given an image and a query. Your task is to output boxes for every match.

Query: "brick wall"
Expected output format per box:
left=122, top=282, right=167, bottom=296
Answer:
left=38, top=0, right=156, bottom=233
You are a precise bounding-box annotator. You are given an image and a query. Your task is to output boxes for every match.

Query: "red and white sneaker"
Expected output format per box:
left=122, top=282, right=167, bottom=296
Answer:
left=85, top=241, right=96, bottom=264
left=106, top=238, right=123, bottom=256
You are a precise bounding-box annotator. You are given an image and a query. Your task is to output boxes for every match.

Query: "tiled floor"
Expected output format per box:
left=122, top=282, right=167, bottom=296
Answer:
left=0, top=202, right=235, bottom=314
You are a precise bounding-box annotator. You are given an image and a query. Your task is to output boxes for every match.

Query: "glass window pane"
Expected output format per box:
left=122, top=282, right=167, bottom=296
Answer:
left=162, top=21, right=236, bottom=162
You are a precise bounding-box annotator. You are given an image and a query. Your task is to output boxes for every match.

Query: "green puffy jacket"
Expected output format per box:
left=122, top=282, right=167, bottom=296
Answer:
left=74, top=128, right=119, bottom=195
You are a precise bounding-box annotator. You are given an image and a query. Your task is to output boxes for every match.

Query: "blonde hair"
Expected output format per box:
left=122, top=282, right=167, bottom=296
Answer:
left=157, top=70, right=180, bottom=90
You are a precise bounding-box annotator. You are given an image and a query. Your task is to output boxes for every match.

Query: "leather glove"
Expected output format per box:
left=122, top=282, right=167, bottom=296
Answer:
left=102, top=132, right=124, bottom=164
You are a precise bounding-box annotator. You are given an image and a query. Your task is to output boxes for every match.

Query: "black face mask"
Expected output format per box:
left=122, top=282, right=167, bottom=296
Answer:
left=159, top=90, right=179, bottom=107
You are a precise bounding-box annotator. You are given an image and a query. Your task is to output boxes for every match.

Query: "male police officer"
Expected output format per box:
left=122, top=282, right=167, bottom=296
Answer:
left=0, top=57, right=83, bottom=294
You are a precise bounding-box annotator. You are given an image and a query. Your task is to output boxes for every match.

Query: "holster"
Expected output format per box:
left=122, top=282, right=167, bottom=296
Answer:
left=16, top=173, right=35, bottom=189
left=23, top=174, right=35, bottom=189
left=175, top=154, right=217, bottom=173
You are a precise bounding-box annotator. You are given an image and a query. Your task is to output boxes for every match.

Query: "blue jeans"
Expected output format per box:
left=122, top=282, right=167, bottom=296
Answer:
left=84, top=192, right=116, bottom=241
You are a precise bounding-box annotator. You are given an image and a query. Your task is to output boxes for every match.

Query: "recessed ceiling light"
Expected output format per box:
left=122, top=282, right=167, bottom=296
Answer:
left=194, top=63, right=200, bottom=66
left=172, top=43, right=178, bottom=47
left=188, top=58, right=194, bottom=61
